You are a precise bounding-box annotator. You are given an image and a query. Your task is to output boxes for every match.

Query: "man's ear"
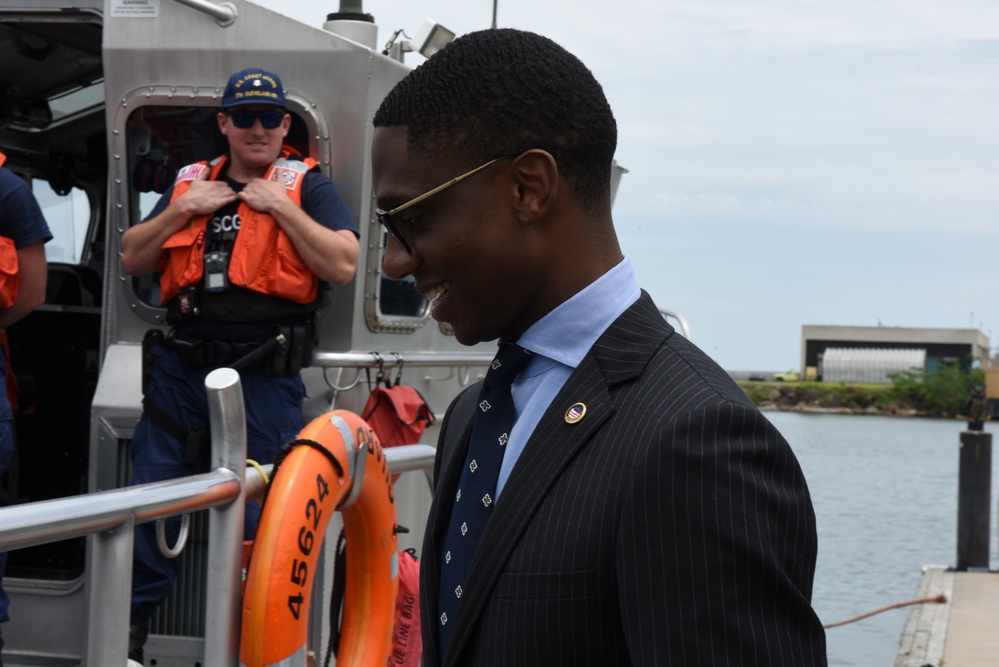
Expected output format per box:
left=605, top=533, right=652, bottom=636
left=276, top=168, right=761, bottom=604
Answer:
left=511, top=149, right=558, bottom=223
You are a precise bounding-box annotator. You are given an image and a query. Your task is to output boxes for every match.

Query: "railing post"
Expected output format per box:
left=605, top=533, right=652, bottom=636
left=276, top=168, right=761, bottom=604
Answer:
left=86, top=514, right=136, bottom=666
left=956, top=429, right=992, bottom=570
left=204, top=368, right=247, bottom=666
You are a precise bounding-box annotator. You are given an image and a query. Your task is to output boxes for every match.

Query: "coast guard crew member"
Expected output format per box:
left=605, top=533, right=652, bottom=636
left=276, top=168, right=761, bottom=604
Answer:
left=120, top=68, right=359, bottom=664
left=0, top=149, right=52, bottom=666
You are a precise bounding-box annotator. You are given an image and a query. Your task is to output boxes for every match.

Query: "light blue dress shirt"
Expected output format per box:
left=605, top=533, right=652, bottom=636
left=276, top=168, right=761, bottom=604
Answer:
left=494, top=257, right=641, bottom=501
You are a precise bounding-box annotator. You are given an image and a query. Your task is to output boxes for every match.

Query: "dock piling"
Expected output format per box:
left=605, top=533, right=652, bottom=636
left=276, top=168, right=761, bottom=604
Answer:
left=956, top=430, right=992, bottom=571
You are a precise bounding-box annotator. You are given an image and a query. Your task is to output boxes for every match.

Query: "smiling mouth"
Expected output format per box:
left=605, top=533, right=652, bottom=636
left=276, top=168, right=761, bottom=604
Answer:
left=427, top=285, right=447, bottom=301
left=427, top=283, right=449, bottom=304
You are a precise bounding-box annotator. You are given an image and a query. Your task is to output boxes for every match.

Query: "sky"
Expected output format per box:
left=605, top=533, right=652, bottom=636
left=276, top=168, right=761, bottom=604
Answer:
left=254, top=0, right=999, bottom=372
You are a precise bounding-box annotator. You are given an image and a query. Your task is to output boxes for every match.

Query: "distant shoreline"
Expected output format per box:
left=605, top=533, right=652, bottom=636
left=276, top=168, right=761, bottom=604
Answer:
left=757, top=404, right=924, bottom=417
left=739, top=381, right=933, bottom=418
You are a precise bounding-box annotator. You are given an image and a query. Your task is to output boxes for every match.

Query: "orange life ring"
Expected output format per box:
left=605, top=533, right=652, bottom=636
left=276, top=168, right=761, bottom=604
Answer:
left=240, top=410, right=399, bottom=667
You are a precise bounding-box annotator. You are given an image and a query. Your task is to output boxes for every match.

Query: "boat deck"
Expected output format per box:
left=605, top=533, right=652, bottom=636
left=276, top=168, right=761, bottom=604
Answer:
left=894, top=565, right=999, bottom=667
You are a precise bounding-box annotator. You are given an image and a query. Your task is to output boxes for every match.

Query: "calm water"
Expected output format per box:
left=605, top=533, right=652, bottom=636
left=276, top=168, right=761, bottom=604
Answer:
left=767, top=412, right=999, bottom=666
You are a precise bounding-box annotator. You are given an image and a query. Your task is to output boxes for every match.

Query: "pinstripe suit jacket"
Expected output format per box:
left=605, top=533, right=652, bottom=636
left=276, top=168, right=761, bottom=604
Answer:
left=420, top=292, right=827, bottom=666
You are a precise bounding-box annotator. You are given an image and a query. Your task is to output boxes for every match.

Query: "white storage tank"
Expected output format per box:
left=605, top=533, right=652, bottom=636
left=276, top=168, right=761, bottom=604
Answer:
left=821, top=347, right=926, bottom=383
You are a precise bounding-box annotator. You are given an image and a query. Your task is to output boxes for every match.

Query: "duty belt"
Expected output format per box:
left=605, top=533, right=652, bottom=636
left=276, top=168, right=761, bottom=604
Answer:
left=142, top=328, right=291, bottom=466
left=156, top=322, right=313, bottom=376
left=165, top=330, right=272, bottom=369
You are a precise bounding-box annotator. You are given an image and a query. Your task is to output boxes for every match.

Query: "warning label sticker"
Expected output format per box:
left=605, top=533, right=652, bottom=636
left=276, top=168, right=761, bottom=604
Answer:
left=111, top=0, right=160, bottom=18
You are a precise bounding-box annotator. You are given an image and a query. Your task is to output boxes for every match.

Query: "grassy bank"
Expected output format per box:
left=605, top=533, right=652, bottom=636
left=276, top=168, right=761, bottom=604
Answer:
left=737, top=381, right=921, bottom=416
left=739, top=363, right=985, bottom=418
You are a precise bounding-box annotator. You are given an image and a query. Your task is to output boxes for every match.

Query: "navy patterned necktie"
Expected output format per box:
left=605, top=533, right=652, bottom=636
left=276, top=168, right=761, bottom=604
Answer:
left=437, top=342, right=533, bottom=660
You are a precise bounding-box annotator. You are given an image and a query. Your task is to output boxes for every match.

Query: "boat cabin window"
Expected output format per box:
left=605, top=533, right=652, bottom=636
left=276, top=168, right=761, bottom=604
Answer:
left=124, top=105, right=311, bottom=308
left=378, top=254, right=427, bottom=318
left=32, top=178, right=91, bottom=265
left=365, top=214, right=431, bottom=331
left=48, top=79, right=105, bottom=124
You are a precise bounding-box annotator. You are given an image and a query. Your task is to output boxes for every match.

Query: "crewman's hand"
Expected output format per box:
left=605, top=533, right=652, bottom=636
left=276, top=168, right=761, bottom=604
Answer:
left=177, top=171, right=239, bottom=216
left=238, top=178, right=289, bottom=214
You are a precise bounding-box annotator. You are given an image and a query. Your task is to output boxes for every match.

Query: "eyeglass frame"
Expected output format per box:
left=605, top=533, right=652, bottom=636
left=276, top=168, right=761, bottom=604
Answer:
left=226, top=108, right=287, bottom=130
left=375, top=156, right=513, bottom=254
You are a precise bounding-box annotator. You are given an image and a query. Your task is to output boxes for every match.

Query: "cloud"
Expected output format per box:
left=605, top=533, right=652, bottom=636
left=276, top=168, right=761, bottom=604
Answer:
left=255, top=0, right=999, bottom=367
left=653, top=0, right=999, bottom=51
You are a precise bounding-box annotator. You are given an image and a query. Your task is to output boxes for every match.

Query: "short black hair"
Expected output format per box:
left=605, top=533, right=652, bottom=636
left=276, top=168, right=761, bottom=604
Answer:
left=374, top=28, right=617, bottom=210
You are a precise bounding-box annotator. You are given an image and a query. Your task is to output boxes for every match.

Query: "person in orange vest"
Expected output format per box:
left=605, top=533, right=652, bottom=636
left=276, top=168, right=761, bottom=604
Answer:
left=119, top=68, right=359, bottom=664
left=0, top=149, right=52, bottom=665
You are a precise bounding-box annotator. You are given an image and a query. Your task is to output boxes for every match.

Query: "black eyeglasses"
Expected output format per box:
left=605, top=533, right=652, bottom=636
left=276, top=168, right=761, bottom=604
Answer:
left=227, top=109, right=285, bottom=130
left=376, top=156, right=512, bottom=254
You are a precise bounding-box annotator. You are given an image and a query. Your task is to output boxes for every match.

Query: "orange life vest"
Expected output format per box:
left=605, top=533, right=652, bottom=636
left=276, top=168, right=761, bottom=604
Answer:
left=0, top=151, right=22, bottom=309
left=157, top=148, right=319, bottom=305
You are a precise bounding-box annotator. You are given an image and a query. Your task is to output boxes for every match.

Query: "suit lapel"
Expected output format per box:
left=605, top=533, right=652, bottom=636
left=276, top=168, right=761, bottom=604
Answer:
left=443, top=292, right=672, bottom=665
left=444, top=365, right=613, bottom=662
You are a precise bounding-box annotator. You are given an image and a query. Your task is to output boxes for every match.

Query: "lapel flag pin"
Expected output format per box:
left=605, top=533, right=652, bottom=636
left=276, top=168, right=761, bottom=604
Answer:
left=564, top=402, right=586, bottom=424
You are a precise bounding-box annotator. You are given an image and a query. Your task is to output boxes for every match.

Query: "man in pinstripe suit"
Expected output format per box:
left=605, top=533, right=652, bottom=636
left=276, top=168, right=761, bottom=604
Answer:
left=372, top=28, right=826, bottom=667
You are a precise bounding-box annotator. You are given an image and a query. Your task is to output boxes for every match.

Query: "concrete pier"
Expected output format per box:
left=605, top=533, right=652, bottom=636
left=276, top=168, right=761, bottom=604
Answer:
left=894, top=565, right=999, bottom=667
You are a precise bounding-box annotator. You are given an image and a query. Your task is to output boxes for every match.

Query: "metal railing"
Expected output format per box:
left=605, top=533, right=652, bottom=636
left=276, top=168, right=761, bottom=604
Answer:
left=0, top=367, right=436, bottom=666
left=659, top=308, right=692, bottom=341
left=312, top=350, right=494, bottom=370
left=171, top=0, right=238, bottom=27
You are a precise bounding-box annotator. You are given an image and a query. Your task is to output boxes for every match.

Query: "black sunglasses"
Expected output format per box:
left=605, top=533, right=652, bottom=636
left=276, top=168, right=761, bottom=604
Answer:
left=228, top=109, right=285, bottom=130
left=376, top=156, right=513, bottom=254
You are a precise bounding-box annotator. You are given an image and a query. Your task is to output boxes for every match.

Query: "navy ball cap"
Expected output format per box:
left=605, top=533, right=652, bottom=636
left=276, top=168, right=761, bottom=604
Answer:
left=222, top=68, right=286, bottom=109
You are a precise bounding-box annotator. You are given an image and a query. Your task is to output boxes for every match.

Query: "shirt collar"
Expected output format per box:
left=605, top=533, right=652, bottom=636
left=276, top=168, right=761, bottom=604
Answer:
left=513, top=257, right=641, bottom=369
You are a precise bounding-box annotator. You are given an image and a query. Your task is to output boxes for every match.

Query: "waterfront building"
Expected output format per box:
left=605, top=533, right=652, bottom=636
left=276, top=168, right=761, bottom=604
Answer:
left=800, top=325, right=989, bottom=383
